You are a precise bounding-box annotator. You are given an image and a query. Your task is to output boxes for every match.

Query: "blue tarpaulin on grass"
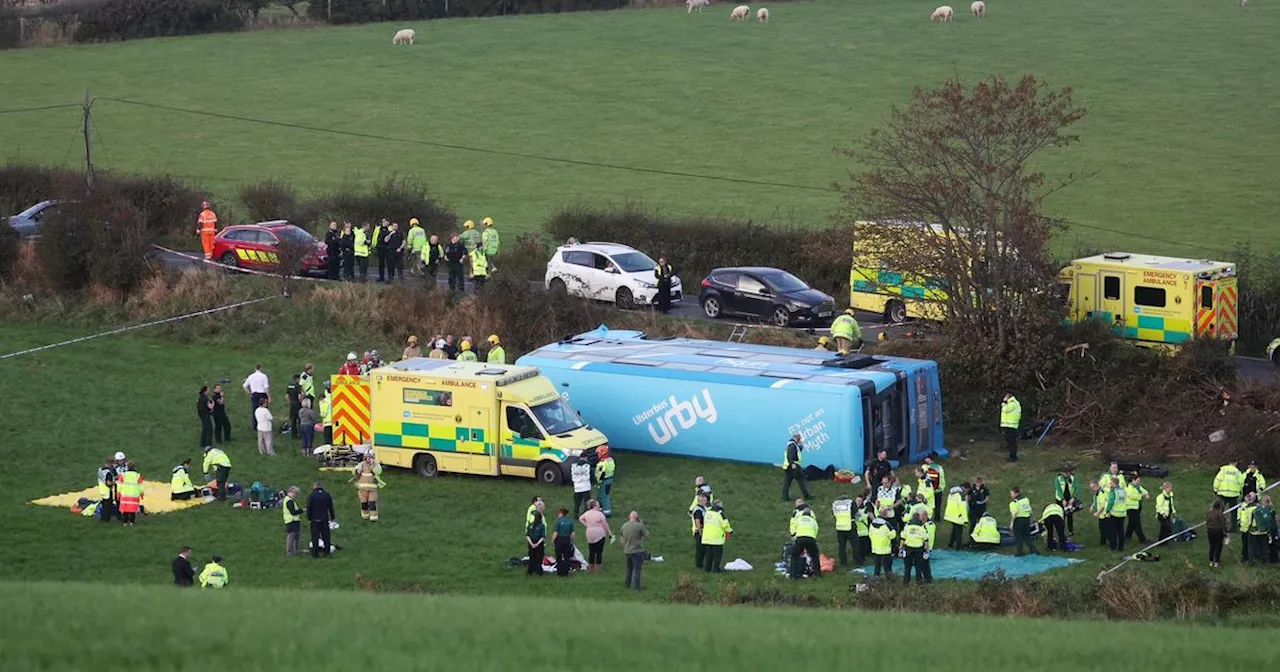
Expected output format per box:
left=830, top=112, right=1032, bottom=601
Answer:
left=859, top=550, right=1081, bottom=580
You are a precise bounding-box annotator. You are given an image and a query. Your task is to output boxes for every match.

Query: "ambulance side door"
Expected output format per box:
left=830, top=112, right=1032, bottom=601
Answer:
left=1074, top=271, right=1097, bottom=323
left=1098, top=272, right=1126, bottom=335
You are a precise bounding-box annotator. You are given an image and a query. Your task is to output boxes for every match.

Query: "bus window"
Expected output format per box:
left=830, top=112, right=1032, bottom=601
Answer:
left=862, top=396, right=876, bottom=465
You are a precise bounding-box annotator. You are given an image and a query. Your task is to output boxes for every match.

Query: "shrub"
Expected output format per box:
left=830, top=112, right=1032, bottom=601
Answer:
left=73, top=0, right=243, bottom=42
left=311, top=176, right=457, bottom=236
left=0, top=164, right=201, bottom=239
left=35, top=206, right=93, bottom=291
left=545, top=206, right=852, bottom=301
left=0, top=223, right=18, bottom=282
left=240, top=179, right=301, bottom=224
left=85, top=196, right=155, bottom=295
left=667, top=574, right=707, bottom=605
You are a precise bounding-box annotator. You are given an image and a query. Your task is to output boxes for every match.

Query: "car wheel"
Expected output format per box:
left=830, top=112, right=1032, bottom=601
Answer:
left=702, top=296, right=722, bottom=319
left=219, top=252, right=239, bottom=268
left=414, top=454, right=438, bottom=479
left=549, top=277, right=567, bottom=294
left=886, top=300, right=907, bottom=324
left=536, top=461, right=563, bottom=486
left=772, top=306, right=791, bottom=328
left=616, top=287, right=635, bottom=309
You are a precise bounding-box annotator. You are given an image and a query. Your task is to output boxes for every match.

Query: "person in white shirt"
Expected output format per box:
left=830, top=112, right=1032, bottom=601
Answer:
left=571, top=455, right=593, bottom=517
left=254, top=397, right=276, bottom=456
left=242, top=364, right=270, bottom=432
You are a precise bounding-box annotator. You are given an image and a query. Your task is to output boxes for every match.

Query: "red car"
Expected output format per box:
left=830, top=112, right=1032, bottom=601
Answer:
left=211, top=221, right=328, bottom=275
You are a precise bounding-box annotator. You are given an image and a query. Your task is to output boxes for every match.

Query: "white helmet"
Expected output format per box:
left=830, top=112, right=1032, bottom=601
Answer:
left=114, top=451, right=126, bottom=461
left=346, top=352, right=358, bottom=361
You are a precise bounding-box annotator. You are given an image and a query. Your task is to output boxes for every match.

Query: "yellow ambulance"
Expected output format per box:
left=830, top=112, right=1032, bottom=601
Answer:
left=1059, top=252, right=1238, bottom=349
left=333, top=359, right=608, bottom=485
left=850, top=220, right=951, bottom=323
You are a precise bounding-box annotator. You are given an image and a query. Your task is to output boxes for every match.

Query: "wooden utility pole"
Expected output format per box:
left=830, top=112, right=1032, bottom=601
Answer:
left=82, top=90, right=95, bottom=191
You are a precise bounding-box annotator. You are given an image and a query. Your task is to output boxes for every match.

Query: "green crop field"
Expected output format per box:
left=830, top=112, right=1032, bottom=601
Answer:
left=6, top=581, right=1274, bottom=671
left=0, top=319, right=1259, bottom=605
left=1, top=0, right=1278, bottom=256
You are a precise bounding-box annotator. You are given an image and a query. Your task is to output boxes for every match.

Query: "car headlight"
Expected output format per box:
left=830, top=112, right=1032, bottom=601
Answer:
left=788, top=301, right=809, bottom=311
left=637, top=281, right=655, bottom=289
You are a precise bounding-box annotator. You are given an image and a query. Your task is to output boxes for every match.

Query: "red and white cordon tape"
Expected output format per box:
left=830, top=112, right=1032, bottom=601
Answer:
left=151, top=245, right=335, bottom=283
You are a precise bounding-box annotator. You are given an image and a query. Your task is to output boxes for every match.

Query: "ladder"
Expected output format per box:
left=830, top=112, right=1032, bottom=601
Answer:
left=728, top=325, right=750, bottom=343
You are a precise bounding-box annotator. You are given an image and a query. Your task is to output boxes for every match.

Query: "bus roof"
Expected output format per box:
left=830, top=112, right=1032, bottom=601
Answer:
left=523, top=329, right=934, bottom=391
left=1072, top=252, right=1235, bottom=274
left=376, top=358, right=542, bottom=386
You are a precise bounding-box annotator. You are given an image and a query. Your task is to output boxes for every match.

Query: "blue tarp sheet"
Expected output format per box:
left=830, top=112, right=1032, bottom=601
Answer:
left=859, top=550, right=1081, bottom=580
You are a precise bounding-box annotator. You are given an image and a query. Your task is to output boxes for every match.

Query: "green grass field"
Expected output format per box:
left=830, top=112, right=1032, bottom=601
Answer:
left=7, top=581, right=1275, bottom=671
left=0, top=319, right=1261, bottom=607
left=2, top=0, right=1278, bottom=255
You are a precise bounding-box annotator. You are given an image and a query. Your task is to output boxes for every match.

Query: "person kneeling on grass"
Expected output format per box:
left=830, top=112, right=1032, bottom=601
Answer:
left=170, top=459, right=198, bottom=501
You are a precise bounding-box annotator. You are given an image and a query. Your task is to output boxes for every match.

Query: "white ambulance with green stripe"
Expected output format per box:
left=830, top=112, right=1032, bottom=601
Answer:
left=369, top=359, right=607, bottom=485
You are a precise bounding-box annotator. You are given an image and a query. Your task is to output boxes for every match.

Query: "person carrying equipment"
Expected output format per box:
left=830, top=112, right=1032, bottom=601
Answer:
left=595, top=446, right=616, bottom=517
left=790, top=506, right=821, bottom=578
left=350, top=453, right=385, bottom=522
left=831, top=309, right=862, bottom=355
left=171, top=459, right=198, bottom=500
left=196, top=200, right=217, bottom=260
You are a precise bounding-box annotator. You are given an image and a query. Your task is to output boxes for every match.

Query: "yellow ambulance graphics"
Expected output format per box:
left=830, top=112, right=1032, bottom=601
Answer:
left=850, top=220, right=951, bottom=324
left=364, top=359, right=607, bottom=485
left=1060, top=253, right=1238, bottom=349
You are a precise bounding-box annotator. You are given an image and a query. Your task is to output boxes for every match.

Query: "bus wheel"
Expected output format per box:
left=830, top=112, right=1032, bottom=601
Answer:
left=414, top=454, right=438, bottom=478
left=885, top=300, right=906, bottom=325
left=536, top=461, right=562, bottom=486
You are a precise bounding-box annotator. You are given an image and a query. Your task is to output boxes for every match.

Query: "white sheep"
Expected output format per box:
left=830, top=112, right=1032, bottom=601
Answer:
left=686, top=0, right=709, bottom=13
left=730, top=4, right=749, bottom=20
left=970, top=0, right=984, bottom=16
left=756, top=6, right=768, bottom=22
left=930, top=5, right=953, bottom=21
left=392, top=28, right=416, bottom=45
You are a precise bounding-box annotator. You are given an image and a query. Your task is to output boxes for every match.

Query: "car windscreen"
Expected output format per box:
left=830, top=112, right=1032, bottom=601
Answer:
left=276, top=226, right=316, bottom=244
left=530, top=398, right=586, bottom=435
left=611, top=251, right=657, bottom=273
left=15, top=203, right=50, bottom=218
left=761, top=271, right=809, bottom=293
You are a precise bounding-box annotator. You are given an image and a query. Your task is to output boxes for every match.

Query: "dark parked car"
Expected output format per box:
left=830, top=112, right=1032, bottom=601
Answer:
left=699, top=267, right=835, bottom=327
left=7, top=200, right=73, bottom=241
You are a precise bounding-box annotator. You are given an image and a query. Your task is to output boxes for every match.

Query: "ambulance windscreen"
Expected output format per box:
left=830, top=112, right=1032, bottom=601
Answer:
left=532, top=398, right=585, bottom=436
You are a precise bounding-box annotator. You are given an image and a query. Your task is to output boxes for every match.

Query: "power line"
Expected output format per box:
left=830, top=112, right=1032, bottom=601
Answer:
left=0, top=103, right=82, bottom=116
left=97, top=96, right=835, bottom=194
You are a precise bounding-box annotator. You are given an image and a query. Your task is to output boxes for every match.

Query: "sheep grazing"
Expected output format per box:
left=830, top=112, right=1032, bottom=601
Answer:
left=757, top=6, right=768, bottom=22
left=970, top=0, right=984, bottom=16
left=392, top=28, right=416, bottom=45
left=729, top=4, right=749, bottom=20
left=930, top=5, right=953, bottom=21
left=686, top=0, right=709, bottom=13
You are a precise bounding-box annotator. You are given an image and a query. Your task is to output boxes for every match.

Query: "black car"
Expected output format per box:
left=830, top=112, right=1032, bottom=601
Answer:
left=698, top=267, right=835, bottom=327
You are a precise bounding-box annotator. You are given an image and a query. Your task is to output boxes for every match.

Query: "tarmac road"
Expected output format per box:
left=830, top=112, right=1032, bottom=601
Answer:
left=151, top=247, right=1277, bottom=382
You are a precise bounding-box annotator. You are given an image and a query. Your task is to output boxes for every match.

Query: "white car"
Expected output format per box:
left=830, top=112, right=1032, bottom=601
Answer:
left=544, top=242, right=682, bottom=308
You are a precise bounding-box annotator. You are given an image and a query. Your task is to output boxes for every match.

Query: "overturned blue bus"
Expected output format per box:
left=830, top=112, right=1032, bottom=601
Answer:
left=516, top=327, right=946, bottom=473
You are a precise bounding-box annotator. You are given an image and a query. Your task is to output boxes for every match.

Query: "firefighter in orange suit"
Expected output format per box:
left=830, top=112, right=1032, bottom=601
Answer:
left=197, top=201, right=218, bottom=260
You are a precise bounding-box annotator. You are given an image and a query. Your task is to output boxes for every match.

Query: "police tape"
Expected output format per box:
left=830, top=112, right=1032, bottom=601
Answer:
left=0, top=294, right=284, bottom=361
left=1096, top=479, right=1280, bottom=581
left=151, top=244, right=335, bottom=283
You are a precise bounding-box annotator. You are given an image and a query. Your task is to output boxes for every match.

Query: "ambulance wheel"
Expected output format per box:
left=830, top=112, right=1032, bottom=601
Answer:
left=885, top=300, right=906, bottom=324
left=414, top=454, right=438, bottom=478
left=219, top=252, right=239, bottom=268
left=536, top=461, right=563, bottom=486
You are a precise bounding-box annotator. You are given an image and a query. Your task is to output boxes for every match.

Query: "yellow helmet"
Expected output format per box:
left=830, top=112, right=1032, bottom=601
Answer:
left=487, top=334, right=500, bottom=344
left=409, top=218, right=419, bottom=226
left=464, top=220, right=475, bottom=229
left=818, top=336, right=830, bottom=345
left=461, top=340, right=472, bottom=351
left=482, top=217, right=494, bottom=227
left=844, top=308, right=855, bottom=316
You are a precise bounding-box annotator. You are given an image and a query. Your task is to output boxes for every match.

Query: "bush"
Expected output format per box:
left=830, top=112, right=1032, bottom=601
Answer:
left=0, top=223, right=18, bottom=281
left=73, top=0, right=243, bottom=42
left=31, top=194, right=156, bottom=294
left=35, top=206, right=93, bottom=292
left=240, top=179, right=302, bottom=224
left=545, top=206, right=852, bottom=301
left=311, top=176, right=457, bottom=235
left=307, top=0, right=625, bottom=23
left=0, top=5, right=20, bottom=50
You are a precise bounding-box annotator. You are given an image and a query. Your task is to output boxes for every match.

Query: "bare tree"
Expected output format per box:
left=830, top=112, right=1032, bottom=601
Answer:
left=273, top=234, right=316, bottom=294
left=837, top=74, right=1089, bottom=367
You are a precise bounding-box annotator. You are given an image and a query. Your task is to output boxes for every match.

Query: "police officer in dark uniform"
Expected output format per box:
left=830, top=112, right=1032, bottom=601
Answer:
left=654, top=257, right=675, bottom=314
left=324, top=221, right=341, bottom=281
left=286, top=374, right=302, bottom=439
left=782, top=433, right=811, bottom=501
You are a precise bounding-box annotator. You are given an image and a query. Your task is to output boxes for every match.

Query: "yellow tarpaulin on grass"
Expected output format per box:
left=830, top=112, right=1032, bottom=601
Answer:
left=31, top=481, right=209, bottom=515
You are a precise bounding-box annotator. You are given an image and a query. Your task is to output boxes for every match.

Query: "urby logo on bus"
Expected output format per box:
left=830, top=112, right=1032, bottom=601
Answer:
left=633, top=389, right=718, bottom=445
left=788, top=407, right=830, bottom=452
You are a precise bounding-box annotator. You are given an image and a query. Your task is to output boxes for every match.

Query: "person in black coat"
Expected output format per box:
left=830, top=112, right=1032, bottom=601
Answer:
left=173, top=547, right=195, bottom=587
left=324, top=221, right=341, bottom=281
left=306, top=480, right=337, bottom=558
left=444, top=233, right=467, bottom=292
left=384, top=223, right=406, bottom=282
left=340, top=222, right=356, bottom=281
left=197, top=386, right=214, bottom=448
left=211, top=383, right=231, bottom=443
